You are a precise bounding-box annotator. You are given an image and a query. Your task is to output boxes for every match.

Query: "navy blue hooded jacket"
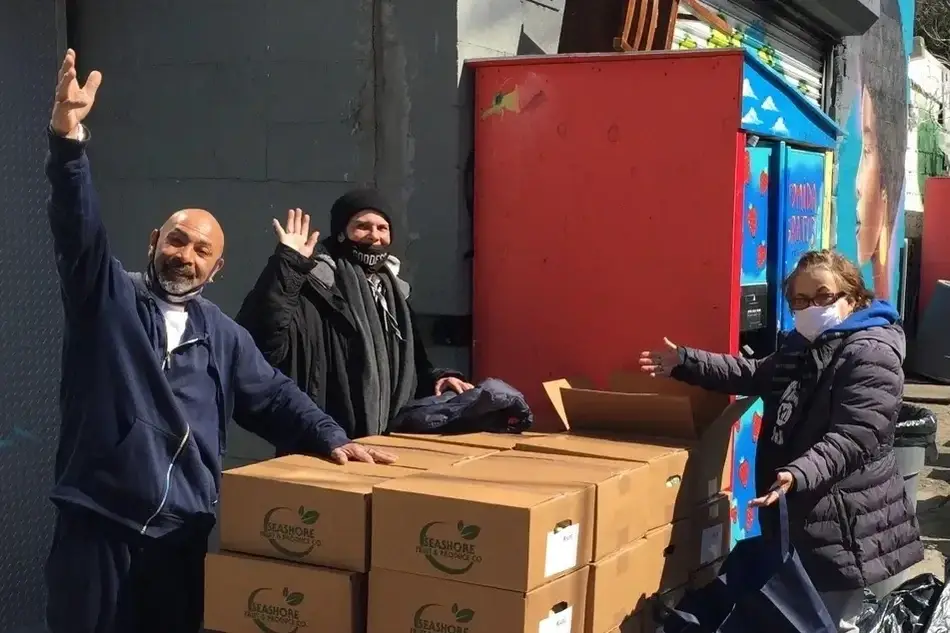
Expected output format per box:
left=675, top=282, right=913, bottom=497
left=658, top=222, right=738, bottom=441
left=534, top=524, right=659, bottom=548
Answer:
left=672, top=301, right=922, bottom=590
left=46, top=130, right=351, bottom=537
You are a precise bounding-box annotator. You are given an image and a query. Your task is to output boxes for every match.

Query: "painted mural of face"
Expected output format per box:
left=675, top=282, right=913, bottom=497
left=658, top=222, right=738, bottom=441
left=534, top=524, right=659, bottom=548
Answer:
left=854, top=87, right=888, bottom=266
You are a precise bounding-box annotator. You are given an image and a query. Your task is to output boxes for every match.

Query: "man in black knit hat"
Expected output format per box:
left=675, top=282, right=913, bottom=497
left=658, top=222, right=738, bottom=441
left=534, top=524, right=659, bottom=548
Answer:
left=237, top=189, right=473, bottom=447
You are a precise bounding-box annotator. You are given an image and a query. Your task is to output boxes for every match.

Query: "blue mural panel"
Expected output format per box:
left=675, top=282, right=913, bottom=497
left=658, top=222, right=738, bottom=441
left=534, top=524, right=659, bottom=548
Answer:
left=740, top=146, right=773, bottom=286
left=740, top=54, right=841, bottom=150
left=730, top=397, right=763, bottom=546
left=833, top=0, right=913, bottom=306
left=778, top=148, right=826, bottom=330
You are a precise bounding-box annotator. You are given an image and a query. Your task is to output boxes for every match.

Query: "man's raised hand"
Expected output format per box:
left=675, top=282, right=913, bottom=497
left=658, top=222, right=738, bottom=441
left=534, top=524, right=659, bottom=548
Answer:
left=273, top=208, right=320, bottom=259
left=51, top=49, right=102, bottom=139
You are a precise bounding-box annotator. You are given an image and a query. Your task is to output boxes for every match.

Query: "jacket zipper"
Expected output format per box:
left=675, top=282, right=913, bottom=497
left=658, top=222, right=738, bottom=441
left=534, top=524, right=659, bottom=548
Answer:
left=140, top=337, right=202, bottom=535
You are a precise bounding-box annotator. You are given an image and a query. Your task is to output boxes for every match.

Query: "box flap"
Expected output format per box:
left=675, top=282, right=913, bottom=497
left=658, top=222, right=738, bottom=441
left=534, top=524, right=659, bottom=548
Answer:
left=544, top=373, right=740, bottom=441
left=357, top=434, right=494, bottom=456
left=227, top=455, right=419, bottom=482
left=374, top=469, right=581, bottom=507
left=609, top=372, right=729, bottom=422
left=562, top=388, right=696, bottom=439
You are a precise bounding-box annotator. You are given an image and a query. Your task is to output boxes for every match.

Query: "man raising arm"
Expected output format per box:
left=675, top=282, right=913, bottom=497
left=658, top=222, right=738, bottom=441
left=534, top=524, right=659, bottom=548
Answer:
left=43, top=49, right=395, bottom=633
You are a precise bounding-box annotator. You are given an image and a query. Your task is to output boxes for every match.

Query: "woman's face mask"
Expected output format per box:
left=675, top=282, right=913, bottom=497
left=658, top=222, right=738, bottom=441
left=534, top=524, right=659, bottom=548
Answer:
left=793, top=300, right=846, bottom=341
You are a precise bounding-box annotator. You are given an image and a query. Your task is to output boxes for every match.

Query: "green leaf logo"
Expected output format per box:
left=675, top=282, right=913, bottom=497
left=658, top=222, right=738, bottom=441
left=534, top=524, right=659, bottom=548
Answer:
left=282, top=587, right=304, bottom=606
left=458, top=523, right=481, bottom=540
left=298, top=506, right=320, bottom=525
left=418, top=521, right=479, bottom=575
left=456, top=608, right=475, bottom=623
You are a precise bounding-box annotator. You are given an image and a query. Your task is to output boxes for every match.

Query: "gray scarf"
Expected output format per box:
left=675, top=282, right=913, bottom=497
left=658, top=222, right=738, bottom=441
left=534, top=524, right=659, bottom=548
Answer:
left=335, top=259, right=417, bottom=435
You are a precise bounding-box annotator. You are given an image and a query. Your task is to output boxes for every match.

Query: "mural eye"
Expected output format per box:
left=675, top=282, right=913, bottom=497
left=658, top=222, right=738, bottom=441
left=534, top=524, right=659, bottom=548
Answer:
left=493, top=93, right=504, bottom=106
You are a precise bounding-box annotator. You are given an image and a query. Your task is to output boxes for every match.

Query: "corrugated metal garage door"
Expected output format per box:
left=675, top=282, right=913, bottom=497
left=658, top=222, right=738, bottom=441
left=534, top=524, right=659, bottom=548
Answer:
left=673, top=0, right=828, bottom=107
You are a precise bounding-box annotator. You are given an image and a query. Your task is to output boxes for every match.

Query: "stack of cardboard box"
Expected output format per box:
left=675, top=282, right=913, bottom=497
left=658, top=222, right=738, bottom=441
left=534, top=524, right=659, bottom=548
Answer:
left=388, top=375, right=749, bottom=632
left=204, top=374, right=748, bottom=633
left=203, top=438, right=498, bottom=633
left=368, top=448, right=597, bottom=632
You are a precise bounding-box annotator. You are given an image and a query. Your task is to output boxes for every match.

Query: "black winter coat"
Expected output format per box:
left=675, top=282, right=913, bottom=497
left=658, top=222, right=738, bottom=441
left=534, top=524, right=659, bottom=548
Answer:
left=236, top=244, right=461, bottom=443
left=672, top=320, right=922, bottom=591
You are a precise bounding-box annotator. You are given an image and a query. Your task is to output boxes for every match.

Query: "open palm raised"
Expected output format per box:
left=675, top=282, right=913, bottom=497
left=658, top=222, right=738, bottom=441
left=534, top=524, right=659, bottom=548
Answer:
left=51, top=49, right=102, bottom=139
left=273, top=208, right=320, bottom=259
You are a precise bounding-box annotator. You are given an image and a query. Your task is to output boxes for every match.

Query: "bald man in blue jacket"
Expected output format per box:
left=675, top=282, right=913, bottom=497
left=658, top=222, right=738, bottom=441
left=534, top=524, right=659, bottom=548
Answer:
left=43, top=49, right=396, bottom=633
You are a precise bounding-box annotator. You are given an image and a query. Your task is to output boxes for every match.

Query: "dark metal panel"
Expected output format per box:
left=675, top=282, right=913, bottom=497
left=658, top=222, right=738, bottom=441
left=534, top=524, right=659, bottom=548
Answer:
left=0, top=1, right=64, bottom=631
left=780, top=0, right=880, bottom=37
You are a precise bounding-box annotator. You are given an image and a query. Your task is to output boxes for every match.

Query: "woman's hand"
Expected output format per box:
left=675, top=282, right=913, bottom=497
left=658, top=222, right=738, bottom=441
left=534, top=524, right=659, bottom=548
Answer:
left=638, top=338, right=679, bottom=377
left=750, top=470, right=795, bottom=507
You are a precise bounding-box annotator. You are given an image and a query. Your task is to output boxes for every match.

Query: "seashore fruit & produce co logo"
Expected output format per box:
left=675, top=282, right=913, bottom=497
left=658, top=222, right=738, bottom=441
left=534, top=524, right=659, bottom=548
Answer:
left=260, top=505, right=321, bottom=557
left=416, top=520, right=482, bottom=574
left=411, top=602, right=476, bottom=633
left=245, top=587, right=307, bottom=633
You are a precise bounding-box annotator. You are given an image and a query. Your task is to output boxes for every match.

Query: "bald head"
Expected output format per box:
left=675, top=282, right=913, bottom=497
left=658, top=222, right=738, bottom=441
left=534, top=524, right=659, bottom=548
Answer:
left=160, top=208, right=225, bottom=255
left=148, top=208, right=225, bottom=298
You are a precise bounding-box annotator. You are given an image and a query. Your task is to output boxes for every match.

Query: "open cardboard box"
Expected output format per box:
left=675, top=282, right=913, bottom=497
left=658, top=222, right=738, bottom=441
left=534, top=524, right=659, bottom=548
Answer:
left=533, top=372, right=752, bottom=512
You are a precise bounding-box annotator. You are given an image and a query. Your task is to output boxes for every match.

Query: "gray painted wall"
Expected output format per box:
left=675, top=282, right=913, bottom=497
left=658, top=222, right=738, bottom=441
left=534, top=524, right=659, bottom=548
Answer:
left=73, top=0, right=562, bottom=464
left=77, top=0, right=377, bottom=463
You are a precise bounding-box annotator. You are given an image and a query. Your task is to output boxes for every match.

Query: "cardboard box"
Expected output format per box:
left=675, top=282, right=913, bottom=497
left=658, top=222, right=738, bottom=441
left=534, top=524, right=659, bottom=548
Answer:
left=204, top=552, right=364, bottom=633
left=586, top=521, right=690, bottom=633
left=514, top=434, right=689, bottom=535
left=219, top=455, right=418, bottom=572
left=448, top=451, right=657, bottom=559
left=355, top=434, right=498, bottom=469
left=388, top=431, right=547, bottom=450
left=585, top=497, right=728, bottom=633
left=372, top=469, right=595, bottom=592
left=690, top=494, right=730, bottom=571
left=530, top=373, right=749, bottom=513
left=367, top=566, right=589, bottom=633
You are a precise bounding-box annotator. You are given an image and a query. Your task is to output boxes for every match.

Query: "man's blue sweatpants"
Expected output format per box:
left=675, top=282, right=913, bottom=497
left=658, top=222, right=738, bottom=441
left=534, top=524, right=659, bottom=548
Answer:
left=44, top=506, right=210, bottom=633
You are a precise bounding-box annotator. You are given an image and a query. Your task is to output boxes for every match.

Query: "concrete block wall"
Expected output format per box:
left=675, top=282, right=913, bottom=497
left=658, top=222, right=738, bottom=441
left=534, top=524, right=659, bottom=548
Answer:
left=77, top=0, right=377, bottom=466
left=73, top=0, right=564, bottom=466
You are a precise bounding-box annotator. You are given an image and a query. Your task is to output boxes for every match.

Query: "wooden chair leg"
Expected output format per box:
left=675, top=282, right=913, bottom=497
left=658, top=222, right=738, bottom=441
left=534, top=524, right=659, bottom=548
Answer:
left=613, top=0, right=637, bottom=51
left=654, top=0, right=681, bottom=50
left=635, top=0, right=659, bottom=50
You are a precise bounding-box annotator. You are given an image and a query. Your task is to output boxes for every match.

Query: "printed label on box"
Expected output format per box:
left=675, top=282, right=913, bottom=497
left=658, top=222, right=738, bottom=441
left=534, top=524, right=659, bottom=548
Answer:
left=544, top=523, right=580, bottom=577
left=701, top=524, right=724, bottom=565
left=538, top=605, right=573, bottom=633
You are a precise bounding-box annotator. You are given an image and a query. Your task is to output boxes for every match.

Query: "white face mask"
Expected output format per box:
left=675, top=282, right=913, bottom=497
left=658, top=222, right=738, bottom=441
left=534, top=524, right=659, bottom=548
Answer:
left=793, top=303, right=845, bottom=341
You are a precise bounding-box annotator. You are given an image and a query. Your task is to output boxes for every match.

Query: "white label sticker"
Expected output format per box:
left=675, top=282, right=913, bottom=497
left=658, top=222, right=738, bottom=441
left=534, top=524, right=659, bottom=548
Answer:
left=710, top=503, right=719, bottom=520
left=544, top=523, right=580, bottom=577
left=708, top=478, right=717, bottom=498
left=538, top=606, right=573, bottom=633
left=700, top=524, right=724, bottom=565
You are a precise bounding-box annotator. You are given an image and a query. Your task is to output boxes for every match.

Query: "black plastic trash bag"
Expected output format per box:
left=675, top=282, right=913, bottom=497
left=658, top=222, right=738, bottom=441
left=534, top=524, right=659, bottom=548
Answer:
left=896, top=403, right=939, bottom=464
left=856, top=571, right=943, bottom=633
left=924, top=565, right=950, bottom=633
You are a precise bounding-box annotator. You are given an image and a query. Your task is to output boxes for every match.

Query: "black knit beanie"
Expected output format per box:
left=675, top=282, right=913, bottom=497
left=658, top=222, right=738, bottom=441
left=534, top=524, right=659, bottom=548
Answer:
left=329, top=188, right=393, bottom=240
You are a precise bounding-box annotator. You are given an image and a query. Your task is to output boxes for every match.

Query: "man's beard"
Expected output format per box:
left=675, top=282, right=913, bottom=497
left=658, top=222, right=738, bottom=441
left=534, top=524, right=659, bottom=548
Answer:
left=156, top=263, right=200, bottom=294
left=146, top=257, right=207, bottom=304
